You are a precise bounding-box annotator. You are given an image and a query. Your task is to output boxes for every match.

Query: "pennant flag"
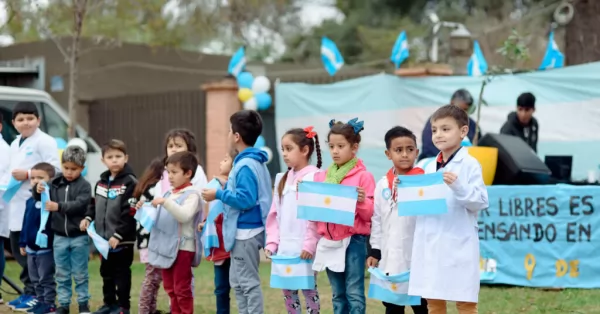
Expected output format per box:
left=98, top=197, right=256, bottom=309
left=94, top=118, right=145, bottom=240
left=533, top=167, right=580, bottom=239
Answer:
left=321, top=37, right=345, bottom=76
left=297, top=181, right=358, bottom=226
left=368, top=267, right=421, bottom=306
left=1, top=177, right=23, bottom=203
left=539, top=31, right=564, bottom=70
left=200, top=178, right=225, bottom=257
left=228, top=47, right=246, bottom=77
left=134, top=203, right=158, bottom=233
left=87, top=222, right=110, bottom=259
left=270, top=255, right=316, bottom=290
left=390, top=31, right=409, bottom=68
left=467, top=40, right=488, bottom=76
left=396, top=172, right=448, bottom=216
left=35, top=182, right=51, bottom=248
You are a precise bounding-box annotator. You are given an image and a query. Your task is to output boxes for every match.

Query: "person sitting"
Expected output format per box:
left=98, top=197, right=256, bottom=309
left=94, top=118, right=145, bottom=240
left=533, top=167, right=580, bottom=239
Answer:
left=500, top=92, right=539, bottom=152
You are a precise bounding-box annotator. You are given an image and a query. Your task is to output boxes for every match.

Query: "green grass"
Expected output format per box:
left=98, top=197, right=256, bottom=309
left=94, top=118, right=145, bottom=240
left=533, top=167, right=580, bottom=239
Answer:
left=2, top=258, right=600, bottom=314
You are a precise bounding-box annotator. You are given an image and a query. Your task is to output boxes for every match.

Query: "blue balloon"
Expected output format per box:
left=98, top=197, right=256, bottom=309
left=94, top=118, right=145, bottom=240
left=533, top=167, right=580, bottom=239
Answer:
left=55, top=137, right=68, bottom=149
left=255, top=93, right=272, bottom=111
left=237, top=72, right=254, bottom=89
left=254, top=135, right=266, bottom=148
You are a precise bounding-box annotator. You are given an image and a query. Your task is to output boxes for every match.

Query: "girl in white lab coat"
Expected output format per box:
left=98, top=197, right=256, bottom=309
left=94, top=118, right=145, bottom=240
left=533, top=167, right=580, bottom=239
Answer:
left=408, top=105, right=488, bottom=314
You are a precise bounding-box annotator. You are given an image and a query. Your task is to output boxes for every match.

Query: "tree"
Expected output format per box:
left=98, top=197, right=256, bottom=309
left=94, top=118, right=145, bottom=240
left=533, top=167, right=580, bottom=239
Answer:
left=565, top=0, right=600, bottom=65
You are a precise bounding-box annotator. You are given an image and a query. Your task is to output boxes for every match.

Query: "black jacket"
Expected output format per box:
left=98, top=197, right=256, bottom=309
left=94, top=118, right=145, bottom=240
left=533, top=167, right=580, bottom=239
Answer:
left=32, top=175, right=92, bottom=238
left=500, top=112, right=539, bottom=152
left=86, top=164, right=137, bottom=244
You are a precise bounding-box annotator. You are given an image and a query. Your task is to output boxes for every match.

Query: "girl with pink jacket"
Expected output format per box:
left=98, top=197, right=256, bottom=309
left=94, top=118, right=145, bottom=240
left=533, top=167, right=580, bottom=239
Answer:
left=265, top=127, right=323, bottom=314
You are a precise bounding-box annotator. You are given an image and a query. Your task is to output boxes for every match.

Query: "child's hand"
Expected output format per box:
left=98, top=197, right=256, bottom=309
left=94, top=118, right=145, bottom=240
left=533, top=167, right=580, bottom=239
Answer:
left=300, top=250, right=313, bottom=260
left=394, top=178, right=400, bottom=186
left=108, top=237, right=120, bottom=249
left=443, top=172, right=458, bottom=185
left=80, top=219, right=90, bottom=231
left=197, top=222, right=205, bottom=232
left=45, top=201, right=59, bottom=212
left=367, top=256, right=379, bottom=267
left=264, top=249, right=273, bottom=258
left=135, top=200, right=144, bottom=210
left=357, top=187, right=366, bottom=202
left=12, top=169, right=28, bottom=181
left=20, top=248, right=26, bottom=256
left=201, top=189, right=217, bottom=202
left=151, top=198, right=166, bottom=207
left=36, top=183, right=46, bottom=194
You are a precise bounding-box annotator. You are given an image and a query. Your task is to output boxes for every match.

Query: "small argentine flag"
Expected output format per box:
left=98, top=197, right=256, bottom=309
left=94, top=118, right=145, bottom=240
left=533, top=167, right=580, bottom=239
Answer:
left=539, top=31, right=564, bottom=70
left=390, top=31, right=409, bottom=69
left=1, top=177, right=22, bottom=203
left=368, top=267, right=421, bottom=306
left=321, top=37, right=344, bottom=76
left=134, top=203, right=158, bottom=233
left=467, top=40, right=488, bottom=77
left=200, top=178, right=225, bottom=257
left=270, top=255, right=316, bottom=290
left=397, top=172, right=448, bottom=216
left=297, top=181, right=358, bottom=226
left=87, top=222, right=110, bottom=259
left=228, top=46, right=246, bottom=77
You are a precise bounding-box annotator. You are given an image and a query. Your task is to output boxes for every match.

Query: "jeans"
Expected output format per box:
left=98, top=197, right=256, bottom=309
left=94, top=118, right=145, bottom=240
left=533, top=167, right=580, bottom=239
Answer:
left=326, top=234, right=367, bottom=314
left=27, top=250, right=56, bottom=305
left=53, top=235, right=90, bottom=307
left=100, top=246, right=134, bottom=309
left=214, top=259, right=231, bottom=314
left=10, top=231, right=35, bottom=295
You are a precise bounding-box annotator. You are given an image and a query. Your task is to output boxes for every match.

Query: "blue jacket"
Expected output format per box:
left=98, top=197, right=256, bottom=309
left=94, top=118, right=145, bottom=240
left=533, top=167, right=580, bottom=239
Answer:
left=217, top=147, right=272, bottom=252
left=419, top=116, right=481, bottom=161
left=19, top=197, right=53, bottom=251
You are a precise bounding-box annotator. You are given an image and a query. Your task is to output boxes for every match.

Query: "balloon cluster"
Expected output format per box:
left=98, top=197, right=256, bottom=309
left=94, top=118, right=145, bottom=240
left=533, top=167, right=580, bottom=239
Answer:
left=237, top=72, right=273, bottom=111
left=253, top=135, right=273, bottom=164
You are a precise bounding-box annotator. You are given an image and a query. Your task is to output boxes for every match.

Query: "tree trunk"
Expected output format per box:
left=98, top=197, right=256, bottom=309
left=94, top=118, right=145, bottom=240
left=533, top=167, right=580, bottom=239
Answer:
left=565, top=0, right=600, bottom=65
left=67, top=0, right=87, bottom=139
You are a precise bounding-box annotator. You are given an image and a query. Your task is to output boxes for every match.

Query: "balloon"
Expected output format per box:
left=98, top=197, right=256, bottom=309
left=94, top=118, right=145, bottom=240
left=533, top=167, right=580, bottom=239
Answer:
left=251, top=76, right=271, bottom=94
left=260, top=146, right=273, bottom=164
left=67, top=138, right=88, bottom=152
left=238, top=88, right=254, bottom=102
left=254, top=135, right=266, bottom=148
left=255, top=93, right=272, bottom=111
left=55, top=137, right=68, bottom=149
left=243, top=98, right=258, bottom=111
left=237, top=72, right=254, bottom=89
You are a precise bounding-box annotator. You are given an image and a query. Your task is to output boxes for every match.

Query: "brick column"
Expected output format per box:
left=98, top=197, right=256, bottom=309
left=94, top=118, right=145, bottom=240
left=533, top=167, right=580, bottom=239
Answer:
left=201, top=79, right=241, bottom=179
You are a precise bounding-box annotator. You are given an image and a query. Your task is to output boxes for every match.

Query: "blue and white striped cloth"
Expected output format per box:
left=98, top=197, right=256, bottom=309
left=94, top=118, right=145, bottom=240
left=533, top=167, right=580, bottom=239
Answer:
left=467, top=40, right=488, bottom=76
left=297, top=181, right=358, bottom=226
left=539, top=31, right=564, bottom=70
left=200, top=179, right=224, bottom=257
left=270, top=255, right=315, bottom=290
left=87, top=222, right=110, bottom=259
left=228, top=47, right=246, bottom=77
left=1, top=177, right=22, bottom=203
left=390, top=31, right=409, bottom=68
left=368, top=267, right=421, bottom=306
left=321, top=37, right=344, bottom=76
left=397, top=172, right=448, bottom=216
left=35, top=182, right=51, bottom=248
left=134, top=202, right=158, bottom=232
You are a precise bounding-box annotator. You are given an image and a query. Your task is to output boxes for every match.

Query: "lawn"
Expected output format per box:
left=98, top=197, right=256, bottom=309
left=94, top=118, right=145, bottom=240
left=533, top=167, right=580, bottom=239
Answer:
left=2, top=258, right=600, bottom=314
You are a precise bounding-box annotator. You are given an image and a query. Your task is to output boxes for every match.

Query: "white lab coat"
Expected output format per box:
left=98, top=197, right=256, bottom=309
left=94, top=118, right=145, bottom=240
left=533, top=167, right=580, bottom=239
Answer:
left=0, top=136, right=10, bottom=238
left=5, top=129, right=61, bottom=232
left=408, top=148, right=488, bottom=303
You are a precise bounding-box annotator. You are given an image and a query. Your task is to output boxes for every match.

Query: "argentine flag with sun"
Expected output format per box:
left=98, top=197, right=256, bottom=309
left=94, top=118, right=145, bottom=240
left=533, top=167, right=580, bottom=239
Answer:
left=270, top=255, right=316, bottom=290
left=296, top=181, right=358, bottom=226
left=368, top=267, right=421, bottom=306
left=396, top=172, right=448, bottom=216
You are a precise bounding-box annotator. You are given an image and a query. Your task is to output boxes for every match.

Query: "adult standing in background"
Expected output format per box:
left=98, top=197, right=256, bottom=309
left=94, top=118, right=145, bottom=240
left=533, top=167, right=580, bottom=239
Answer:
left=418, top=89, right=481, bottom=161
left=500, top=92, right=539, bottom=152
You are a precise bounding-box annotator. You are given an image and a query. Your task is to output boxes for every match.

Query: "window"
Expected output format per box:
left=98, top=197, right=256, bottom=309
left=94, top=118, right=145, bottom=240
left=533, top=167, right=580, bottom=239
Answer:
left=40, top=102, right=69, bottom=141
left=0, top=100, right=42, bottom=143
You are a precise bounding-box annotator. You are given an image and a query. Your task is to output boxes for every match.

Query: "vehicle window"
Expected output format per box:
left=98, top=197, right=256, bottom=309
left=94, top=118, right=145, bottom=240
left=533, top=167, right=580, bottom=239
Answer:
left=40, top=102, right=69, bottom=141
left=0, top=100, right=41, bottom=143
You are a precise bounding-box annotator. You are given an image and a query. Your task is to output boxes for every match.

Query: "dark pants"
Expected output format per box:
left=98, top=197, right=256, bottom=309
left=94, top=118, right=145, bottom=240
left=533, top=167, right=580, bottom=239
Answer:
left=10, top=231, right=35, bottom=295
left=214, top=258, right=231, bottom=314
left=27, top=251, right=56, bottom=305
left=99, top=245, right=134, bottom=309
left=383, top=298, right=429, bottom=314
left=162, top=250, right=194, bottom=314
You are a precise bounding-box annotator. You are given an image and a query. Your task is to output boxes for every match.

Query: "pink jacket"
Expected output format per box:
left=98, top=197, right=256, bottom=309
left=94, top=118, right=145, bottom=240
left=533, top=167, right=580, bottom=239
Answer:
left=265, top=165, right=321, bottom=255
left=312, top=159, right=376, bottom=241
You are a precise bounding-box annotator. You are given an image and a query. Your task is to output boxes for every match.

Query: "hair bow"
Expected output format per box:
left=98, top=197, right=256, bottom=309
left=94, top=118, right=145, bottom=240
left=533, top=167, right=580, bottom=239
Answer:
left=347, top=118, right=364, bottom=134
left=303, top=126, right=317, bottom=139
left=328, top=119, right=336, bottom=128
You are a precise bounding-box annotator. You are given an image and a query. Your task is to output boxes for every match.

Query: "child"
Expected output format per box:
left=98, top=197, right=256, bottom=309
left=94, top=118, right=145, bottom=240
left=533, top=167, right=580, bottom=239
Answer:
left=35, top=146, right=92, bottom=314
left=145, top=151, right=204, bottom=314
left=0, top=110, right=10, bottom=305
left=81, top=139, right=137, bottom=314
left=5, top=102, right=61, bottom=310
left=19, top=162, right=57, bottom=314
left=132, top=158, right=166, bottom=314
left=201, top=110, right=272, bottom=314
left=367, top=126, right=428, bottom=314
left=265, top=127, right=322, bottom=314
left=408, top=105, right=489, bottom=314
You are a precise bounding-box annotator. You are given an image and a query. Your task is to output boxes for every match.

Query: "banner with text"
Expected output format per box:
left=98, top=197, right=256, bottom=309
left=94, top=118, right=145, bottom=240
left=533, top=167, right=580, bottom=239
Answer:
left=479, top=185, right=600, bottom=288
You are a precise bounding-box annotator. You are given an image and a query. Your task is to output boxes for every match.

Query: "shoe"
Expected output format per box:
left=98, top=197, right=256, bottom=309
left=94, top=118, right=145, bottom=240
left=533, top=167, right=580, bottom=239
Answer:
left=14, top=297, right=39, bottom=312
left=8, top=295, right=33, bottom=310
left=28, top=303, right=56, bottom=314
left=25, top=302, right=44, bottom=313
left=78, top=303, right=91, bottom=314
left=110, top=308, right=129, bottom=314
left=92, top=304, right=118, bottom=314
left=56, top=306, right=70, bottom=314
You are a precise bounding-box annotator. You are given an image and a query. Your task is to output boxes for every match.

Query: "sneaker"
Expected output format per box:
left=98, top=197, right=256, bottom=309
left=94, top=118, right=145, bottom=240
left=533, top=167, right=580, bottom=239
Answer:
left=8, top=295, right=33, bottom=310
left=14, top=297, right=39, bottom=312
left=56, top=306, right=70, bottom=314
left=44, top=304, right=57, bottom=314
left=28, top=303, right=56, bottom=314
left=92, top=304, right=118, bottom=314
left=25, top=302, right=44, bottom=313
left=110, top=308, right=129, bottom=314
left=78, top=303, right=91, bottom=314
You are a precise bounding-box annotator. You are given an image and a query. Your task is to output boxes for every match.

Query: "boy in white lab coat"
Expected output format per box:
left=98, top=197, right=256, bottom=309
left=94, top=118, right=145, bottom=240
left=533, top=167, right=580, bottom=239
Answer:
left=408, top=105, right=489, bottom=314
left=4, top=102, right=61, bottom=310
left=0, top=111, right=10, bottom=304
left=368, top=126, right=428, bottom=314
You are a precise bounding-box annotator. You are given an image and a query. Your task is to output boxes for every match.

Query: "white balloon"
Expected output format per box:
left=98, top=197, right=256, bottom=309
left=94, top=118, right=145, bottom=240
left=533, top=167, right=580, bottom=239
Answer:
left=67, top=138, right=88, bottom=152
left=243, top=98, right=258, bottom=111
left=260, top=146, right=273, bottom=164
left=251, top=76, right=271, bottom=94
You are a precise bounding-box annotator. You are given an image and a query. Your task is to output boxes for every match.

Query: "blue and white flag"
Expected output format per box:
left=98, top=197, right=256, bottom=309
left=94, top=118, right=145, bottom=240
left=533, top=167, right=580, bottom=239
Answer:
left=35, top=182, right=51, bottom=248
left=200, top=178, right=224, bottom=257
left=368, top=267, right=421, bottom=306
left=297, top=181, right=358, bottom=226
left=270, top=255, right=316, bottom=290
left=134, top=203, right=158, bottom=233
left=390, top=31, right=409, bottom=69
left=228, top=46, right=246, bottom=77
left=87, top=222, right=110, bottom=259
left=396, top=172, right=448, bottom=216
left=1, top=177, right=23, bottom=203
left=467, top=40, right=488, bottom=76
left=539, top=31, right=564, bottom=70
left=321, top=37, right=344, bottom=76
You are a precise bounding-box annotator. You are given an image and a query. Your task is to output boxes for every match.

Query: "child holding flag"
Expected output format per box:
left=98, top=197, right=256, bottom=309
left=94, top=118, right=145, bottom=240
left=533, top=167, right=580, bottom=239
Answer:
left=408, top=105, right=489, bottom=314
left=265, top=127, right=323, bottom=314
left=367, top=126, right=428, bottom=314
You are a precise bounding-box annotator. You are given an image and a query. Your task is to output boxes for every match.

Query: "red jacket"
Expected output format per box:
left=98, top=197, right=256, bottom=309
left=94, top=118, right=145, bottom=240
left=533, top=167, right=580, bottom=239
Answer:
left=206, top=213, right=230, bottom=262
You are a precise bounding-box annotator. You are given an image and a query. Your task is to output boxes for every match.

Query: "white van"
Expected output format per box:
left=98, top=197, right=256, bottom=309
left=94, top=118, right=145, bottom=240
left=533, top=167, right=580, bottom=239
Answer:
left=0, top=86, right=105, bottom=183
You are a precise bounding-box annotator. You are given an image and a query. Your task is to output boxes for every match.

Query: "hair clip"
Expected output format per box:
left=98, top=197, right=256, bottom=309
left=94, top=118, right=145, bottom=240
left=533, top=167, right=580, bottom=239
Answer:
left=303, top=126, right=317, bottom=139
left=347, top=118, right=364, bottom=134
left=328, top=119, right=336, bottom=128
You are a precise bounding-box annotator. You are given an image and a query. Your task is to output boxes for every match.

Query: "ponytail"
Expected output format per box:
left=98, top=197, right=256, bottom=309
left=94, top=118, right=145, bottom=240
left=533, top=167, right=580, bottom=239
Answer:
left=277, top=168, right=291, bottom=201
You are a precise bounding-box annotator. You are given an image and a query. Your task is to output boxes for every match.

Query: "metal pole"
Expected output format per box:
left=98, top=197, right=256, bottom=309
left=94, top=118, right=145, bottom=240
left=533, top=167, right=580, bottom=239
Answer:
left=2, top=275, right=24, bottom=295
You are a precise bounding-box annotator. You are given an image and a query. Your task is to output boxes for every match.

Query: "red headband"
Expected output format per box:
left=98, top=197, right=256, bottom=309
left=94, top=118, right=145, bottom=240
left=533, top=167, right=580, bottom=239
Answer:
left=303, top=126, right=317, bottom=139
